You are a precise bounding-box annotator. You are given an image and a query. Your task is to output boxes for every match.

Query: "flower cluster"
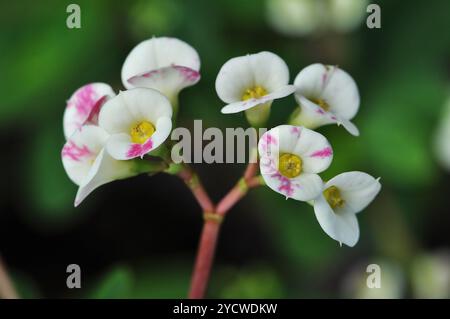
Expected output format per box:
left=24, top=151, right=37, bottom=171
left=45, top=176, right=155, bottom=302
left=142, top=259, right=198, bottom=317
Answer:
left=62, top=37, right=381, bottom=247
left=216, top=51, right=381, bottom=246
left=62, top=37, right=200, bottom=206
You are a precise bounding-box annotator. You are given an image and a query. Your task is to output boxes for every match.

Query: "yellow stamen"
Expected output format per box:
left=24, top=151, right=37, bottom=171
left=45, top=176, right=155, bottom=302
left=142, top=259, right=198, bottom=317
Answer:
left=242, top=86, right=268, bottom=101
left=310, top=97, right=330, bottom=111
left=278, top=153, right=302, bottom=178
left=323, top=186, right=345, bottom=209
left=130, top=121, right=155, bottom=144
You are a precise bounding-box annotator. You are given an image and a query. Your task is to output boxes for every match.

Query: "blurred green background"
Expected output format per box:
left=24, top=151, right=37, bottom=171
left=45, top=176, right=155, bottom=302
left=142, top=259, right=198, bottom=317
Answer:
left=0, top=0, right=449, bottom=298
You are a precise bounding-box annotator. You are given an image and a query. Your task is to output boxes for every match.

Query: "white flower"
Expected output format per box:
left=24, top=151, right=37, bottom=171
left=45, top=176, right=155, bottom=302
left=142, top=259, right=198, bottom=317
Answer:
left=434, top=96, right=450, bottom=171
left=266, top=0, right=368, bottom=37
left=98, top=88, right=172, bottom=160
left=61, top=125, right=136, bottom=206
left=121, top=37, right=200, bottom=106
left=216, top=51, right=296, bottom=127
left=63, top=83, right=116, bottom=139
left=290, top=63, right=360, bottom=136
left=313, top=171, right=381, bottom=247
left=258, top=125, right=333, bottom=201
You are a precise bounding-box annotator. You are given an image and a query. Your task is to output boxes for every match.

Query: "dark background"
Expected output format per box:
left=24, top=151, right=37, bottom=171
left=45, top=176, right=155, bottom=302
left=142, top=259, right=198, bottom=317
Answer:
left=0, top=0, right=449, bottom=298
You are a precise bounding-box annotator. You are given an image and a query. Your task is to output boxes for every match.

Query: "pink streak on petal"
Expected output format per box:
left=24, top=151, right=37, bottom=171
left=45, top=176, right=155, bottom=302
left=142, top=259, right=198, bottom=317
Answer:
left=310, top=147, right=333, bottom=158
left=271, top=172, right=300, bottom=198
left=290, top=126, right=301, bottom=137
left=85, top=95, right=108, bottom=125
left=173, top=65, right=200, bottom=82
left=126, top=138, right=154, bottom=158
left=62, top=141, right=92, bottom=161
left=67, top=84, right=98, bottom=117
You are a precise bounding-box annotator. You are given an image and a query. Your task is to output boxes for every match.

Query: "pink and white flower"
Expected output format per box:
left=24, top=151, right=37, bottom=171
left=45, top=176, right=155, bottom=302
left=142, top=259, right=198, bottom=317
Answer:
left=98, top=88, right=172, bottom=160
left=290, top=64, right=360, bottom=136
left=61, top=125, right=136, bottom=206
left=63, top=83, right=116, bottom=139
left=121, top=37, right=200, bottom=106
left=258, top=125, right=333, bottom=201
left=313, top=171, right=381, bottom=247
left=216, top=51, right=296, bottom=127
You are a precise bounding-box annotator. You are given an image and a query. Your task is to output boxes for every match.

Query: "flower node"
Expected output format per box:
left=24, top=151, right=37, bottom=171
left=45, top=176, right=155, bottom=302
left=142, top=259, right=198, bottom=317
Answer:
left=242, top=86, right=267, bottom=101
left=130, top=121, right=155, bottom=144
left=278, top=153, right=302, bottom=178
left=323, top=185, right=345, bottom=209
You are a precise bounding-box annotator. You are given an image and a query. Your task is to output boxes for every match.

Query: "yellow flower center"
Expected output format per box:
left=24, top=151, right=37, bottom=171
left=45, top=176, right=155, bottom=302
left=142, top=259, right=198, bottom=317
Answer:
left=278, top=153, right=302, bottom=178
left=323, top=186, right=345, bottom=209
left=130, top=121, right=155, bottom=144
left=310, top=97, right=330, bottom=111
left=242, top=86, right=268, bottom=101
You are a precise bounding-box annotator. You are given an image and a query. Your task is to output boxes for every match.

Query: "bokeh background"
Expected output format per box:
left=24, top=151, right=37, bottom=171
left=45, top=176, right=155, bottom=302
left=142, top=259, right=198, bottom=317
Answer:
left=0, top=0, right=449, bottom=298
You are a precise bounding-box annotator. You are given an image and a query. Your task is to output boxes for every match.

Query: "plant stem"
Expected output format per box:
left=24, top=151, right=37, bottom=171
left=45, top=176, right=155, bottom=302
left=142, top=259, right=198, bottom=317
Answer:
left=188, top=217, right=221, bottom=299
left=178, top=166, right=214, bottom=213
left=186, top=161, right=263, bottom=299
left=0, top=255, right=18, bottom=299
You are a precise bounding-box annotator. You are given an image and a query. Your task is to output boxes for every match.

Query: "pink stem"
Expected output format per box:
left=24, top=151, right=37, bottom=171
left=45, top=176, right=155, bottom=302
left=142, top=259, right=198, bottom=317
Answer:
left=186, top=161, right=263, bottom=299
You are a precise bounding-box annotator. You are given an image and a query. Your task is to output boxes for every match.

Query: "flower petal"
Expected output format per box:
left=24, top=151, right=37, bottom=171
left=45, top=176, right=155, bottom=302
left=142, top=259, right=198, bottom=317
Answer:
left=292, top=126, right=333, bottom=173
left=314, top=194, right=360, bottom=247
left=99, top=88, right=172, bottom=134
left=74, top=149, right=135, bottom=207
left=121, top=37, right=200, bottom=90
left=221, top=85, right=296, bottom=113
left=326, top=171, right=381, bottom=214
left=261, top=170, right=323, bottom=201
left=127, top=65, right=200, bottom=101
left=294, top=63, right=359, bottom=120
left=106, top=116, right=172, bottom=160
left=63, top=83, right=115, bottom=139
left=216, top=51, right=291, bottom=104
left=61, top=125, right=109, bottom=185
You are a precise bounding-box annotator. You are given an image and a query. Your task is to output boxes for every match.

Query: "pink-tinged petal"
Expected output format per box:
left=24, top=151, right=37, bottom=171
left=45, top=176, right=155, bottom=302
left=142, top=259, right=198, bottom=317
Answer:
left=127, top=65, right=200, bottom=101
left=310, top=147, right=333, bottom=158
left=63, top=83, right=115, bottom=139
left=221, top=85, right=296, bottom=114
left=262, top=171, right=324, bottom=201
left=121, top=37, right=200, bottom=90
left=126, top=139, right=154, bottom=158
left=291, top=95, right=340, bottom=128
left=292, top=126, right=333, bottom=174
left=105, top=116, right=172, bottom=160
left=61, top=125, right=109, bottom=185
left=61, top=141, right=93, bottom=161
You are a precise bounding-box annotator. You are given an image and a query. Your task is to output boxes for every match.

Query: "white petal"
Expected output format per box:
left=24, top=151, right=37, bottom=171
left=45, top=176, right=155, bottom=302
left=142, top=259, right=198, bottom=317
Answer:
left=326, top=171, right=381, bottom=214
left=339, top=117, right=360, bottom=136
left=216, top=51, right=291, bottom=104
left=63, top=83, right=115, bottom=139
left=74, top=149, right=135, bottom=206
left=106, top=116, right=172, bottom=160
left=127, top=65, right=200, bottom=101
left=121, top=37, right=200, bottom=90
left=292, top=126, right=333, bottom=173
left=292, top=95, right=340, bottom=128
left=262, top=170, right=324, bottom=201
left=99, top=88, right=172, bottom=134
left=221, top=85, right=296, bottom=113
left=314, top=194, right=360, bottom=247
left=294, top=64, right=359, bottom=120
left=61, top=125, right=109, bottom=185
